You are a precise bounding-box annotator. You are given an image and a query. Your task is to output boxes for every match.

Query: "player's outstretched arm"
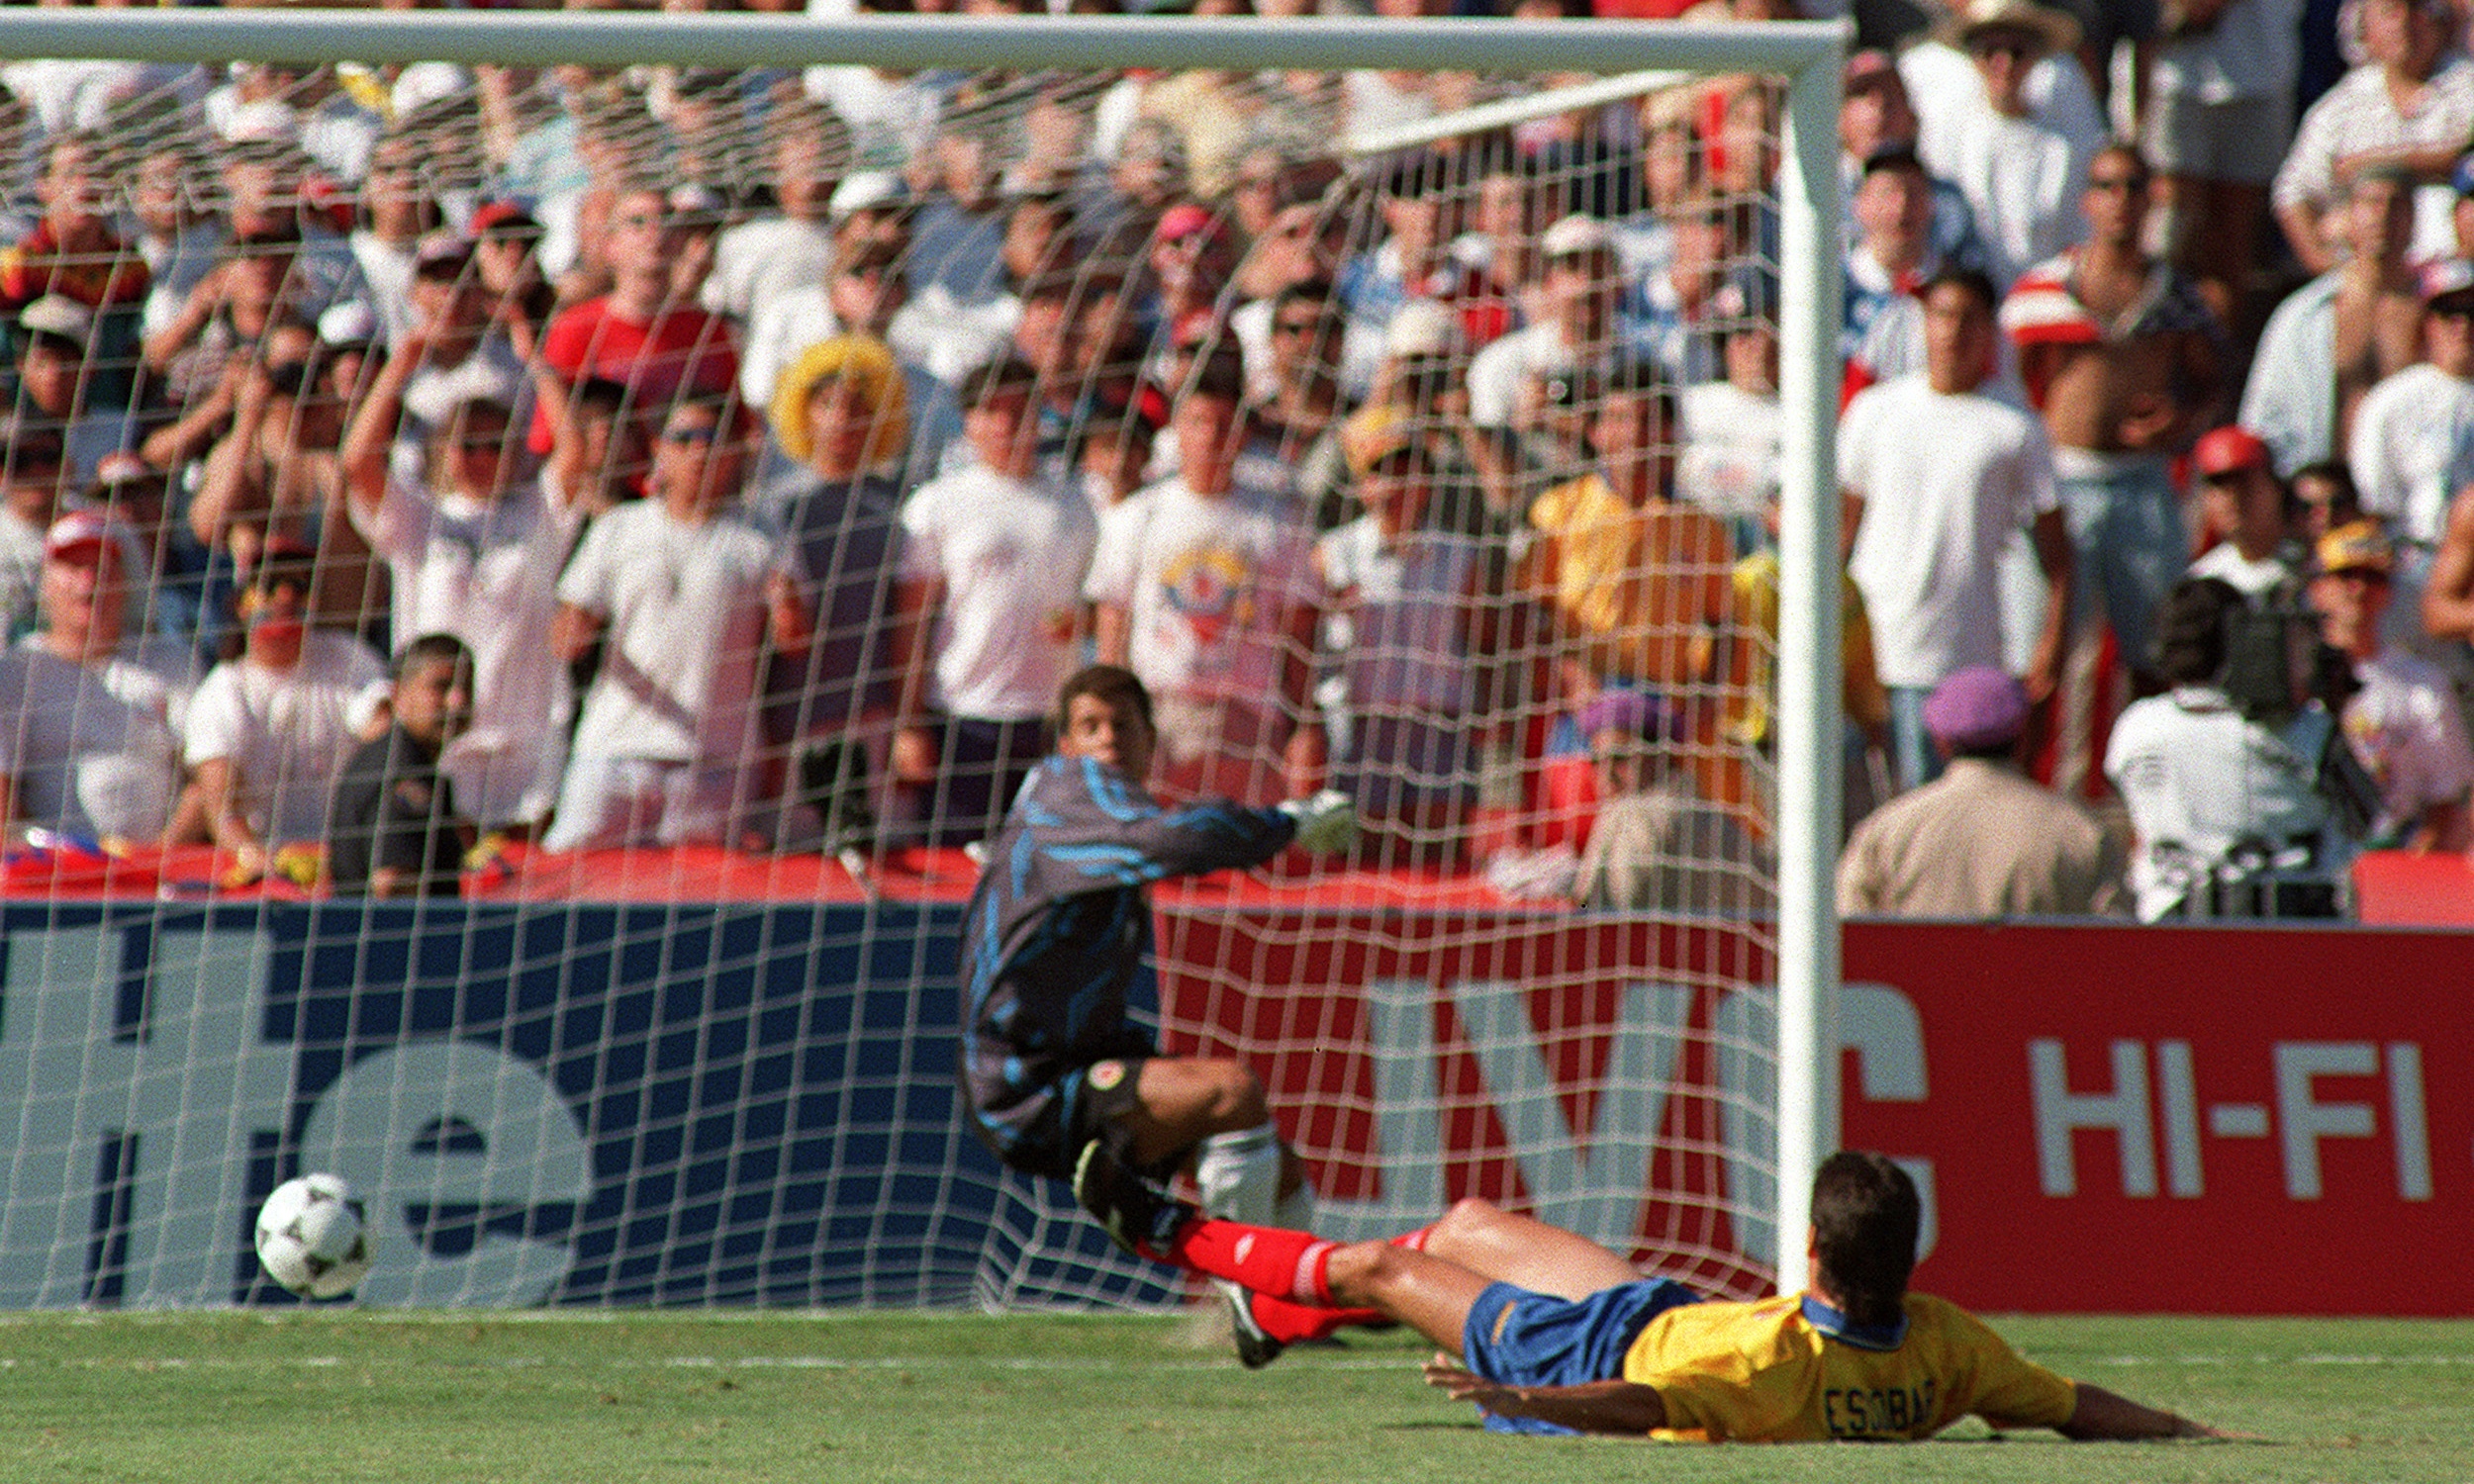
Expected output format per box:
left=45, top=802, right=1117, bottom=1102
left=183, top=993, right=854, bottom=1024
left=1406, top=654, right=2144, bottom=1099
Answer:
left=2058, top=1382, right=2226, bottom=1440
left=1423, top=1355, right=1667, bottom=1435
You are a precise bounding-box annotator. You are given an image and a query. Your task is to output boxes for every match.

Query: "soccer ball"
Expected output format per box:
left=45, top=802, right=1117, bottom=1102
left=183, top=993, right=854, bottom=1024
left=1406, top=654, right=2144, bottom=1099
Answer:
left=254, top=1173, right=376, bottom=1300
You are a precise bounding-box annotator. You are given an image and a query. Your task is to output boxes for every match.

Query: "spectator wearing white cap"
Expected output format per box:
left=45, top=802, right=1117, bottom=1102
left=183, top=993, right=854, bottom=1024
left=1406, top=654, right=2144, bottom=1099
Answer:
left=2312, top=519, right=2474, bottom=850
left=1465, top=211, right=1623, bottom=445
left=1838, top=665, right=2123, bottom=917
left=0, top=511, right=196, bottom=845
left=11, top=294, right=144, bottom=486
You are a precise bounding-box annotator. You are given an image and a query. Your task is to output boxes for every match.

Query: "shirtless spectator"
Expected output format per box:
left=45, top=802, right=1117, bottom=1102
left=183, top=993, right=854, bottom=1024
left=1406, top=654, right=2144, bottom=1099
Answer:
left=0, top=511, right=195, bottom=846
left=2271, top=0, right=2474, bottom=273
left=2241, top=164, right=2421, bottom=478
left=2002, top=144, right=2219, bottom=714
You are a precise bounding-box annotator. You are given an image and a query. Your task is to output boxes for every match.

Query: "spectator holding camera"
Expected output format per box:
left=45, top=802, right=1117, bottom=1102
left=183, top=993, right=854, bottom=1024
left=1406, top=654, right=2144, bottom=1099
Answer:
left=2105, top=576, right=2352, bottom=920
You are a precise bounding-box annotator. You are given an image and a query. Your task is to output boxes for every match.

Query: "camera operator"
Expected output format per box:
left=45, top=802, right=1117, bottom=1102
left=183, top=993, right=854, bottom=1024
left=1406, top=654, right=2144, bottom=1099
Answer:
left=2104, top=575, right=2371, bottom=920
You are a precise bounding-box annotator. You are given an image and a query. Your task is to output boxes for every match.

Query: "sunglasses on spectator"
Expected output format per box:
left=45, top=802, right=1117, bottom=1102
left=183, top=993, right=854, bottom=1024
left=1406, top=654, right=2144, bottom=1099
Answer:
left=662, top=423, right=723, bottom=445
left=1968, top=35, right=2040, bottom=59
left=1273, top=317, right=1325, bottom=336
left=2087, top=173, right=2149, bottom=193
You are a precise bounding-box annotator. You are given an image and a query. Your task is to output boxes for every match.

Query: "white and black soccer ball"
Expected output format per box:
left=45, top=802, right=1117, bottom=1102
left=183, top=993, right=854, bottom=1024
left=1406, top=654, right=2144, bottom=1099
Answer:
left=254, top=1173, right=376, bottom=1300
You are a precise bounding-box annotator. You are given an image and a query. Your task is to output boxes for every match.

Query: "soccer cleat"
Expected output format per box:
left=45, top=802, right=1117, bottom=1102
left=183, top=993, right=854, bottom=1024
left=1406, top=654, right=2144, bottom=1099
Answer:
left=1219, top=1279, right=1285, bottom=1369
left=1072, top=1140, right=1192, bottom=1258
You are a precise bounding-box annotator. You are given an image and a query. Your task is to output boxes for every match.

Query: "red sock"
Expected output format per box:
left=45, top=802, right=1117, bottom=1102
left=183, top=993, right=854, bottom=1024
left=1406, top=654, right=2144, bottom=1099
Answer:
left=1248, top=1291, right=1387, bottom=1345
left=1168, top=1219, right=1335, bottom=1305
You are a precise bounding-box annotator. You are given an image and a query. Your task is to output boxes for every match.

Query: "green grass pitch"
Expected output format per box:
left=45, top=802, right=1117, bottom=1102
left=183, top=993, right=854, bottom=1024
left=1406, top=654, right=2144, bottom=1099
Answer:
left=0, top=1310, right=2464, bottom=1482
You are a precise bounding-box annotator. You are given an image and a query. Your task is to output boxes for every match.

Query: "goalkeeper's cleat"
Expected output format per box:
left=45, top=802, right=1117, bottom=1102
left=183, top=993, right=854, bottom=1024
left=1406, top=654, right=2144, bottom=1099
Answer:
left=1072, top=1140, right=1192, bottom=1259
left=1220, top=1279, right=1285, bottom=1370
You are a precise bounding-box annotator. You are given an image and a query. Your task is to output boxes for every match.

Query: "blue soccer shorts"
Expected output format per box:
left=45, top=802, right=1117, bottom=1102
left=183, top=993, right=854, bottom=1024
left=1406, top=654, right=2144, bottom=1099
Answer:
left=1460, top=1276, right=1703, bottom=1435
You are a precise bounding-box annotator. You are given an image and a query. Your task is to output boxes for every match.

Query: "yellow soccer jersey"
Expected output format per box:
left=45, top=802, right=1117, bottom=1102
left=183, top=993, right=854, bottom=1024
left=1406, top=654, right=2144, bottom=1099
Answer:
left=1620, top=1292, right=2078, bottom=1442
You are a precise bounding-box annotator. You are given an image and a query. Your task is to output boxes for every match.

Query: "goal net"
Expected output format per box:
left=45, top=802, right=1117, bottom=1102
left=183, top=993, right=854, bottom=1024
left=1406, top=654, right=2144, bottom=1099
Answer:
left=0, top=10, right=1839, bottom=1310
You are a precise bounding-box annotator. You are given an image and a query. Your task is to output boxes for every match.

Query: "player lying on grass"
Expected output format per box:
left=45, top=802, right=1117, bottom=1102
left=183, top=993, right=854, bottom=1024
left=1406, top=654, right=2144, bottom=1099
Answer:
left=1077, top=1145, right=2229, bottom=1441
left=959, top=664, right=1356, bottom=1275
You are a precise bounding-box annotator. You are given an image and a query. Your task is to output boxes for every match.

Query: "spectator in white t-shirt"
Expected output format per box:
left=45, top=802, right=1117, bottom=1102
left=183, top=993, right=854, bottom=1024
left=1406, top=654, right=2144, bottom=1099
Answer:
left=544, top=396, right=813, bottom=853
left=1842, top=268, right=2073, bottom=791
left=2347, top=257, right=2474, bottom=655
left=1908, top=0, right=2102, bottom=289
left=1085, top=349, right=1322, bottom=808
left=893, top=357, right=1098, bottom=847
left=0, top=511, right=194, bottom=845
left=343, top=348, right=579, bottom=833
left=178, top=540, right=388, bottom=877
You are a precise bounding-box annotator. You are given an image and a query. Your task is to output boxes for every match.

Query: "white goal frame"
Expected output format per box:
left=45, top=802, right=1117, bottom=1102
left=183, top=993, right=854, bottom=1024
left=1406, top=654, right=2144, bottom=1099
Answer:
left=0, top=5, right=1846, bottom=1283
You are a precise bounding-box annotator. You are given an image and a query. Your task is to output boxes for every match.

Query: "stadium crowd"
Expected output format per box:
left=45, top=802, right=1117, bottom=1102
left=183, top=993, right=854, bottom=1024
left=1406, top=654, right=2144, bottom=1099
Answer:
left=0, top=0, right=2466, bottom=920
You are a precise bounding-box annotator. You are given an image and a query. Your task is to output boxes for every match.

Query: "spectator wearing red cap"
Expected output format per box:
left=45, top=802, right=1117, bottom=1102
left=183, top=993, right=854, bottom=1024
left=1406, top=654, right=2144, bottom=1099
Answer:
left=0, top=511, right=197, bottom=845
left=2311, top=520, right=2474, bottom=850
left=2187, top=425, right=2305, bottom=601
left=1838, top=665, right=2124, bottom=917
left=2242, top=167, right=2423, bottom=482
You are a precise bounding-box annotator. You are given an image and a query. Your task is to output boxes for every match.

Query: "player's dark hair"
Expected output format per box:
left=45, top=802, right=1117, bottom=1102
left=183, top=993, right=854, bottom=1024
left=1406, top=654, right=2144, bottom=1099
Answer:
left=1057, top=664, right=1153, bottom=735
left=1809, top=1151, right=1920, bottom=1328
left=394, top=631, right=473, bottom=683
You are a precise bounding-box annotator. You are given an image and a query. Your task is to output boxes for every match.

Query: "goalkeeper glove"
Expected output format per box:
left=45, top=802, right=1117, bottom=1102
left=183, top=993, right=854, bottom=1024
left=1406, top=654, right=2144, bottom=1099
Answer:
left=1277, top=789, right=1358, bottom=855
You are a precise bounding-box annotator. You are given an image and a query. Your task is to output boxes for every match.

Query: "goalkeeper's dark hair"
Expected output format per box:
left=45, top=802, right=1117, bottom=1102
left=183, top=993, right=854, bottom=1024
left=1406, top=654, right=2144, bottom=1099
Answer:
left=1809, top=1151, right=1920, bottom=1328
left=1057, top=664, right=1153, bottom=735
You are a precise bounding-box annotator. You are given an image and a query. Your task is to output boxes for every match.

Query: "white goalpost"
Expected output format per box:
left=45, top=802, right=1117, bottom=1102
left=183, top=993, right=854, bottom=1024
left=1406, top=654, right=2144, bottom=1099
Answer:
left=0, top=7, right=1841, bottom=1305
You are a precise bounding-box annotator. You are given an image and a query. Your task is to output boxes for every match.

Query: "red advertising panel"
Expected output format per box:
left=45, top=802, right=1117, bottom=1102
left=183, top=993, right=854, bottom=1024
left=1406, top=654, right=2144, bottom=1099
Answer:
left=1150, top=905, right=2474, bottom=1316
left=1842, top=921, right=2474, bottom=1316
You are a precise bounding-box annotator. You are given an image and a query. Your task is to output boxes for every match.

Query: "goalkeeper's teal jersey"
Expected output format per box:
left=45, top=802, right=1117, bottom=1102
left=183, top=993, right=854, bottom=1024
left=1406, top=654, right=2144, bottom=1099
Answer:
left=1622, top=1292, right=2078, bottom=1441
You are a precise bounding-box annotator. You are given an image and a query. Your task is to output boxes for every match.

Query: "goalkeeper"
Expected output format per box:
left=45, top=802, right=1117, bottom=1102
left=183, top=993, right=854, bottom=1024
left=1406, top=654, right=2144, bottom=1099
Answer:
left=1078, top=1145, right=2230, bottom=1442
left=960, top=664, right=1355, bottom=1252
